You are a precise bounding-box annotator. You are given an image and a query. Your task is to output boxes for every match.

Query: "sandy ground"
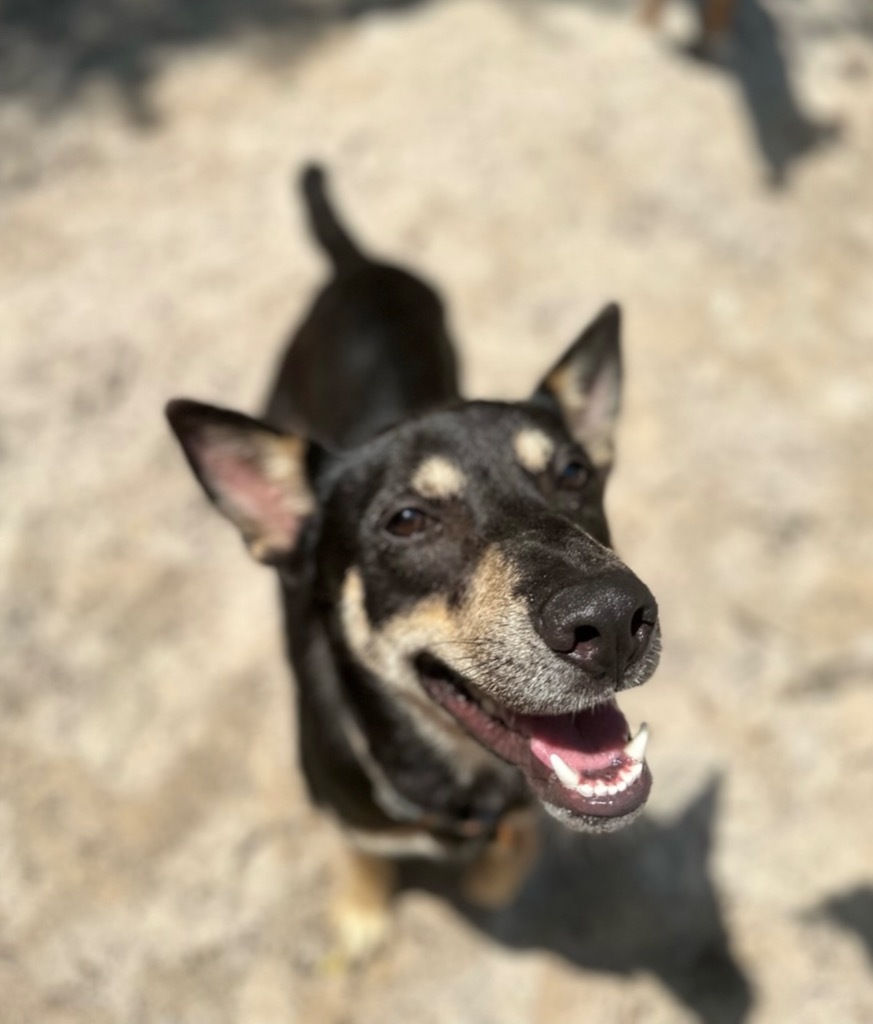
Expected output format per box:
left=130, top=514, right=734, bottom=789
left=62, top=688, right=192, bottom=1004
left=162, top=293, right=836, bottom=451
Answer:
left=2, top=1, right=873, bottom=1021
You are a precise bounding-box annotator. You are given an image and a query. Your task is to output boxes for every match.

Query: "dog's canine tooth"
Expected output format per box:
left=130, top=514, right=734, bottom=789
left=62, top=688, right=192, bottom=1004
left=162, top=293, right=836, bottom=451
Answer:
left=624, top=722, right=649, bottom=763
left=619, top=761, right=643, bottom=786
left=550, top=753, right=581, bottom=789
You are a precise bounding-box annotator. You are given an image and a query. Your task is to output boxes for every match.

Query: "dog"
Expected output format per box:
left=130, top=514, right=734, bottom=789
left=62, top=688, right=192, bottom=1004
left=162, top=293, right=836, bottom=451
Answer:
left=166, top=166, right=661, bottom=956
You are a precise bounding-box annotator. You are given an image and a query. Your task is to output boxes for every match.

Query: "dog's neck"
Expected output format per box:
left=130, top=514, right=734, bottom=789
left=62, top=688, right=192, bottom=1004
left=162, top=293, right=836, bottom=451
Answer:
left=280, top=577, right=528, bottom=841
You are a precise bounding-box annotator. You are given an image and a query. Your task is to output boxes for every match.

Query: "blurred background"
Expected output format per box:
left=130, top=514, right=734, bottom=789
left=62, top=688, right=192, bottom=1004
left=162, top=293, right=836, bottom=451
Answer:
left=1, top=1, right=872, bottom=1021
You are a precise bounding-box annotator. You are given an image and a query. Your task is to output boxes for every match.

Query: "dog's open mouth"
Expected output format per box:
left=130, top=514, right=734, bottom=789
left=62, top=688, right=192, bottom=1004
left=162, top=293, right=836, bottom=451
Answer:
left=416, top=656, right=651, bottom=824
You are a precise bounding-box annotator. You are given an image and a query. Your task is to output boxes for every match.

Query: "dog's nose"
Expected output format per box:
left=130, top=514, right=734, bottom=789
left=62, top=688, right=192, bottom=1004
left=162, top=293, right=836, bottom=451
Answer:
left=536, top=572, right=658, bottom=686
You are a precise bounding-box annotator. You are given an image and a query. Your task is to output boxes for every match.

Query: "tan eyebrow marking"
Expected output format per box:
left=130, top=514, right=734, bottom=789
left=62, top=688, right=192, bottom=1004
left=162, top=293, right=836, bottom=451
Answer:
left=410, top=456, right=467, bottom=500
left=513, top=429, right=555, bottom=474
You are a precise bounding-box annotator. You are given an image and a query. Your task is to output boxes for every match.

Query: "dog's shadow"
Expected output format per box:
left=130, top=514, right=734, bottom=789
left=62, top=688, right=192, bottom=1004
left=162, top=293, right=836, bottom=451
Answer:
left=567, top=0, right=847, bottom=187
left=699, top=0, right=841, bottom=188
left=404, top=776, right=754, bottom=1024
left=813, top=885, right=873, bottom=971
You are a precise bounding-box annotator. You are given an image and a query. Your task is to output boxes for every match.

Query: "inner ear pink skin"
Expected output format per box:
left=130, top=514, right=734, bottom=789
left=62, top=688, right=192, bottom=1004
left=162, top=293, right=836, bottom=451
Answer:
left=199, top=444, right=302, bottom=552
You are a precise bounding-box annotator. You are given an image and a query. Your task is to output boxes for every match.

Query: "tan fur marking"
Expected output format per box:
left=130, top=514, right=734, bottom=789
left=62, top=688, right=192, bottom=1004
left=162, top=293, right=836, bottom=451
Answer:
left=449, top=547, right=578, bottom=714
left=513, top=428, right=555, bottom=475
left=340, top=553, right=522, bottom=699
left=546, top=362, right=589, bottom=421
left=247, top=440, right=313, bottom=561
left=545, top=363, right=616, bottom=469
left=331, top=848, right=396, bottom=961
left=341, top=563, right=533, bottom=774
left=462, top=808, right=541, bottom=908
left=461, top=546, right=523, bottom=637
left=203, top=430, right=314, bottom=563
left=340, top=550, right=528, bottom=697
left=411, top=456, right=467, bottom=501
left=339, top=569, right=489, bottom=773
left=341, top=543, right=576, bottom=728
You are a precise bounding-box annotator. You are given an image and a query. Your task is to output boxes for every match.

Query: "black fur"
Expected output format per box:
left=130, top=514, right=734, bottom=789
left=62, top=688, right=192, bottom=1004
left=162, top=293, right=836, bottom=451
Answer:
left=264, top=168, right=458, bottom=448
left=166, top=165, right=661, bottom=854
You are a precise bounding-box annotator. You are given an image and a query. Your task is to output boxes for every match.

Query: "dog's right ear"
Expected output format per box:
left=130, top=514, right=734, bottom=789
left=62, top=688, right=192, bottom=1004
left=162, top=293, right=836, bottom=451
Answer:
left=165, top=399, right=316, bottom=565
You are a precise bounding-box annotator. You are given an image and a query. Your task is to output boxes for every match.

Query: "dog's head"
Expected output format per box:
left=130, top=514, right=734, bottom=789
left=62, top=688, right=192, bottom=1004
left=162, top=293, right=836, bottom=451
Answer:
left=167, top=304, right=660, bottom=832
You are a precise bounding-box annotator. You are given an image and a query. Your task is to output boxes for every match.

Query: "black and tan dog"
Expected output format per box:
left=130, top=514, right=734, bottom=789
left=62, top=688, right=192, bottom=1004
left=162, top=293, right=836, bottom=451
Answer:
left=166, top=167, right=661, bottom=955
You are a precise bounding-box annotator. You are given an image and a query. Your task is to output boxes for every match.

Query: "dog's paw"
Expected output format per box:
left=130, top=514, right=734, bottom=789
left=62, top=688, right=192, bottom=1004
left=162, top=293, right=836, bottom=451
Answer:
left=331, top=895, right=392, bottom=964
left=328, top=850, right=396, bottom=966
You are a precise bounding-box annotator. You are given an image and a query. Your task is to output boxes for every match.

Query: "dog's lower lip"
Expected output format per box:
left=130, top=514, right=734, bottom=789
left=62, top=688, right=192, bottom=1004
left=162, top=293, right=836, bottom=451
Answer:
left=416, top=661, right=651, bottom=821
left=530, top=753, right=652, bottom=819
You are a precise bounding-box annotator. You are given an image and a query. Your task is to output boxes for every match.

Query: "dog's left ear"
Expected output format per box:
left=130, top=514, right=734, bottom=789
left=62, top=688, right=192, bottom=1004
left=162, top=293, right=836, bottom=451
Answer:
left=531, top=303, right=622, bottom=474
left=165, top=399, right=316, bottom=565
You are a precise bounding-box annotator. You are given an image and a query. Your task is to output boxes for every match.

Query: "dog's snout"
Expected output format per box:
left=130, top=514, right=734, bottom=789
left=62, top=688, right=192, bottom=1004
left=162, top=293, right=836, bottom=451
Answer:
left=536, top=573, right=658, bottom=686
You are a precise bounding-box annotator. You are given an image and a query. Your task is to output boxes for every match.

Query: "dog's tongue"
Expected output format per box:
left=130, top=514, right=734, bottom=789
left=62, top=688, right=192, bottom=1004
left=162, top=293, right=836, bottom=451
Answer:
left=524, top=700, right=631, bottom=773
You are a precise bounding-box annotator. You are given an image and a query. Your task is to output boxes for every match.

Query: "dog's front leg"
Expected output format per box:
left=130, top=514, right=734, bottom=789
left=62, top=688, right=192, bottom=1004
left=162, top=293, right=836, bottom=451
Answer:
left=331, top=847, right=397, bottom=961
left=462, top=808, right=541, bottom=910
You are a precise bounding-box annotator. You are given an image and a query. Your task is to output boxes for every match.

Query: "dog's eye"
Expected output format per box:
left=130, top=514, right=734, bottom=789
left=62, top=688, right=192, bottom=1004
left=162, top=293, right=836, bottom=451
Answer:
left=556, top=460, right=590, bottom=489
left=385, top=507, right=430, bottom=537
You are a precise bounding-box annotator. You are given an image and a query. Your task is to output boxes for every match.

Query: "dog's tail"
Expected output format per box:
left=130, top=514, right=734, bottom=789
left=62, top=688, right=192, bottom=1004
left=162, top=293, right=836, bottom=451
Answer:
left=299, top=164, right=365, bottom=272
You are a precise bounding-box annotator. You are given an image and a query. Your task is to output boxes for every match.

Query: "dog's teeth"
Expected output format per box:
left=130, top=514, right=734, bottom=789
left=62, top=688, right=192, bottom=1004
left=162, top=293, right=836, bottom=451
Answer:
left=550, top=754, right=580, bottom=789
left=624, top=722, right=649, bottom=763
left=574, top=760, right=644, bottom=803
left=481, top=697, right=498, bottom=716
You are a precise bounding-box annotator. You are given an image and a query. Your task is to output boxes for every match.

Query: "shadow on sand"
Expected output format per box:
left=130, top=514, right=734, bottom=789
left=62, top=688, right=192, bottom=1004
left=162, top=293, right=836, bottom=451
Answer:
left=405, top=776, right=754, bottom=1024
left=566, top=0, right=848, bottom=186
left=674, top=0, right=843, bottom=186
left=814, top=885, right=873, bottom=971
left=0, top=0, right=433, bottom=125
left=1, top=0, right=856, bottom=185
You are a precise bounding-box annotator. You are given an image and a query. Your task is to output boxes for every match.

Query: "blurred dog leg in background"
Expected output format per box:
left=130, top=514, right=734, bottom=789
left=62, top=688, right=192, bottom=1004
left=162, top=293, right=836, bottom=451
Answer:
left=640, top=0, right=736, bottom=58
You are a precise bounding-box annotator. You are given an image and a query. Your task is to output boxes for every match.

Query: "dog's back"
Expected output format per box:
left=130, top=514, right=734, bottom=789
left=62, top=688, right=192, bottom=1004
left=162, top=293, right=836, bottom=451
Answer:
left=264, top=167, right=460, bottom=448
